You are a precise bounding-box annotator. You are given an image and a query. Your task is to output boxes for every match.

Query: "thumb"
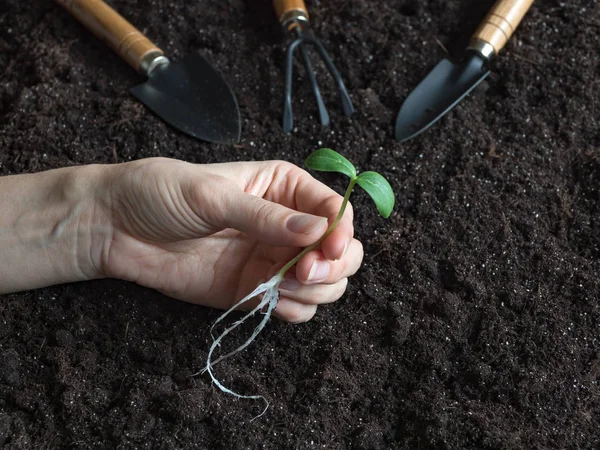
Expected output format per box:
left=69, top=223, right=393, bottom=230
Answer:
left=218, top=191, right=328, bottom=247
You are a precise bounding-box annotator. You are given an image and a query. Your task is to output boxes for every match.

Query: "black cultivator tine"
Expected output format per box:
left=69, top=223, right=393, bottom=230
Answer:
left=296, top=31, right=330, bottom=127
left=283, top=39, right=301, bottom=133
left=275, top=0, right=354, bottom=133
left=311, top=38, right=355, bottom=117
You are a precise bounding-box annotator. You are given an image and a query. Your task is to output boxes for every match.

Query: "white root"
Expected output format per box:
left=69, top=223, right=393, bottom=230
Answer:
left=208, top=278, right=278, bottom=341
left=199, top=274, right=283, bottom=415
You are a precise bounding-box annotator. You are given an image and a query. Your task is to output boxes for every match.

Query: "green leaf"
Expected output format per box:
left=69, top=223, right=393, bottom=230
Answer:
left=356, top=171, right=395, bottom=218
left=305, top=148, right=357, bottom=179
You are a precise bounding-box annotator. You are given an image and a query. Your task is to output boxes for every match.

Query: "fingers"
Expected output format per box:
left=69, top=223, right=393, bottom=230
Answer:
left=292, top=181, right=355, bottom=263
left=188, top=161, right=355, bottom=251
left=294, top=238, right=363, bottom=285
left=228, top=278, right=346, bottom=324
left=291, top=174, right=355, bottom=256
left=218, top=237, right=361, bottom=324
left=210, top=161, right=355, bottom=248
left=279, top=278, right=348, bottom=305
left=273, top=298, right=318, bottom=324
left=202, top=186, right=330, bottom=248
left=273, top=238, right=362, bottom=324
left=320, top=223, right=352, bottom=261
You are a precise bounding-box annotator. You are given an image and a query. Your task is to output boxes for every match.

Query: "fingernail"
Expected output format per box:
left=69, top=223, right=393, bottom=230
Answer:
left=279, top=278, right=301, bottom=292
left=287, top=215, right=327, bottom=234
left=307, top=259, right=330, bottom=282
left=339, top=238, right=350, bottom=260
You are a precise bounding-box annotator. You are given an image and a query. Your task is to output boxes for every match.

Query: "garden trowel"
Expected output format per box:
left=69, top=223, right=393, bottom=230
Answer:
left=56, top=0, right=241, bottom=145
left=395, top=0, right=534, bottom=142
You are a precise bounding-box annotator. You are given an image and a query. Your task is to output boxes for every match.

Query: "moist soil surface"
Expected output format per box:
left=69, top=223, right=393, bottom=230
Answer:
left=1, top=0, right=599, bottom=448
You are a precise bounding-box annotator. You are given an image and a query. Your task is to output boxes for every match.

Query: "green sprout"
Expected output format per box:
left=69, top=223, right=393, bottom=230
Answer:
left=278, top=148, right=394, bottom=275
left=201, top=148, right=395, bottom=416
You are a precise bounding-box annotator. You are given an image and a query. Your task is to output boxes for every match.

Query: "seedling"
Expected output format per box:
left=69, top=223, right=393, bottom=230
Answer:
left=201, top=148, right=394, bottom=416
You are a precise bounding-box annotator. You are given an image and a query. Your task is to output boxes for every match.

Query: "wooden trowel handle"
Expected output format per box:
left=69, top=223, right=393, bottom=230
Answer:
left=472, top=0, right=534, bottom=55
left=55, top=0, right=165, bottom=75
left=273, top=0, right=309, bottom=30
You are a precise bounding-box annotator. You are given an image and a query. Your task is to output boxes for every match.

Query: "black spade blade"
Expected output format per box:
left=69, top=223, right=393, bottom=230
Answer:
left=131, top=52, right=241, bottom=145
left=395, top=52, right=490, bottom=142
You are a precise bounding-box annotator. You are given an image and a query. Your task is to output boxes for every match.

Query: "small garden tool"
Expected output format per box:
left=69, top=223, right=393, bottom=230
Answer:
left=394, top=0, right=535, bottom=142
left=56, top=0, right=241, bottom=144
left=274, top=0, right=354, bottom=133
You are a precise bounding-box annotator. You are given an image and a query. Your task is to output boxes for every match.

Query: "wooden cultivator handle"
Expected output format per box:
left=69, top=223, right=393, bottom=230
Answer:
left=55, top=0, right=165, bottom=75
left=471, top=0, right=535, bottom=55
left=273, top=0, right=309, bottom=30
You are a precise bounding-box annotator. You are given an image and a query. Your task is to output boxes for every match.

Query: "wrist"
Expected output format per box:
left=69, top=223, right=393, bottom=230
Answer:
left=0, top=164, right=111, bottom=293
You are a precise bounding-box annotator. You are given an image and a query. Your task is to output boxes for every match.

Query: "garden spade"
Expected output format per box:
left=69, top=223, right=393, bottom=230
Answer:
left=395, top=0, right=534, bottom=142
left=56, top=0, right=241, bottom=145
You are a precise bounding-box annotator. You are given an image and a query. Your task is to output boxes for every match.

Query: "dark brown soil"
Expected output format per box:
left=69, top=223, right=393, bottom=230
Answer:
left=1, top=0, right=599, bottom=448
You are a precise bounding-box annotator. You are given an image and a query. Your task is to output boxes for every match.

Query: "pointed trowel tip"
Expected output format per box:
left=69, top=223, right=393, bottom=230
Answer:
left=395, top=124, right=425, bottom=143
left=394, top=121, right=412, bottom=143
left=394, top=102, right=423, bottom=143
left=393, top=54, right=490, bottom=143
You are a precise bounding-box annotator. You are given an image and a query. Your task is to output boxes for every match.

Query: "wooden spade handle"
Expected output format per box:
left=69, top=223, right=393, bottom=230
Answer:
left=55, top=0, right=164, bottom=75
left=472, top=0, right=534, bottom=55
left=273, top=0, right=309, bottom=29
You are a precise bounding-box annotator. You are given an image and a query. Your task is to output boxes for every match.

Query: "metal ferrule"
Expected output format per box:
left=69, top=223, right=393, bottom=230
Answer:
left=139, top=50, right=170, bottom=77
left=280, top=9, right=309, bottom=30
left=467, top=39, right=496, bottom=60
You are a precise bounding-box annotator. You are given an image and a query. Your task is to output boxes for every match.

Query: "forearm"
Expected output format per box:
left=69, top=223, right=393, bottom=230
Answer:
left=0, top=165, right=108, bottom=294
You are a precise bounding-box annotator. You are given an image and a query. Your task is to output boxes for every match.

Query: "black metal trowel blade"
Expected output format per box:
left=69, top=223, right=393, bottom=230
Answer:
left=395, top=52, right=490, bottom=142
left=131, top=52, right=241, bottom=145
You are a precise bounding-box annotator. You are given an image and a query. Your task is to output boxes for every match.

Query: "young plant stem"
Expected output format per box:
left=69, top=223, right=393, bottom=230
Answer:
left=277, top=178, right=357, bottom=278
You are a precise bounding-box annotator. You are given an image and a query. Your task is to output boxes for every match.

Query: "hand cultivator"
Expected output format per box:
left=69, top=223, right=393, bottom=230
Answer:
left=274, top=0, right=354, bottom=133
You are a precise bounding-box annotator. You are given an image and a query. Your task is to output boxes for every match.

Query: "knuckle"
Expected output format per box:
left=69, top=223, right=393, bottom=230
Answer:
left=270, top=160, right=305, bottom=185
left=273, top=160, right=299, bottom=174
left=253, top=201, right=274, bottom=226
left=144, top=156, right=173, bottom=165
left=194, top=175, right=235, bottom=226
left=326, top=194, right=344, bottom=211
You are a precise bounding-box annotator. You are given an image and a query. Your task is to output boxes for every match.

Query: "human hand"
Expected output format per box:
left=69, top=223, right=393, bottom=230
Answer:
left=93, top=157, right=363, bottom=323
